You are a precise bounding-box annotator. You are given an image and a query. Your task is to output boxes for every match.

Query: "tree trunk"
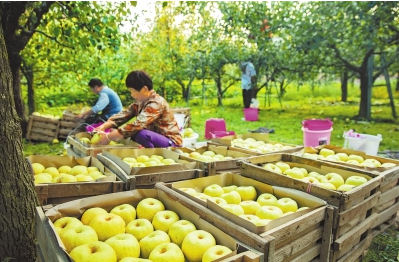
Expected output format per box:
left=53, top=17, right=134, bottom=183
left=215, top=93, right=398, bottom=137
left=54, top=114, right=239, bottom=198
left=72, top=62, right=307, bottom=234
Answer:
left=22, top=62, right=35, bottom=115
left=341, top=70, right=348, bottom=102
left=0, top=16, right=38, bottom=262
left=215, top=74, right=223, bottom=106
left=358, top=72, right=371, bottom=120
left=396, top=72, right=399, bottom=92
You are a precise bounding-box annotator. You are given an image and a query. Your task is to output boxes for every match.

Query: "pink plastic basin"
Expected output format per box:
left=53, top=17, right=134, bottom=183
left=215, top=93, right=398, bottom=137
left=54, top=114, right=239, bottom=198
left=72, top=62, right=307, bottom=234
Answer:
left=302, top=118, right=333, bottom=131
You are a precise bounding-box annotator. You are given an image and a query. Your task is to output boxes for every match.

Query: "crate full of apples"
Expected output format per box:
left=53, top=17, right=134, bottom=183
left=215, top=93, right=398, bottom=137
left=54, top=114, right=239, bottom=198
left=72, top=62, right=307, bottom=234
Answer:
left=210, top=133, right=303, bottom=156
left=37, top=188, right=243, bottom=262
left=156, top=173, right=332, bottom=262
left=177, top=144, right=253, bottom=175
left=28, top=155, right=124, bottom=205
left=238, top=153, right=382, bottom=261
left=97, top=148, right=202, bottom=190
left=67, top=132, right=141, bottom=157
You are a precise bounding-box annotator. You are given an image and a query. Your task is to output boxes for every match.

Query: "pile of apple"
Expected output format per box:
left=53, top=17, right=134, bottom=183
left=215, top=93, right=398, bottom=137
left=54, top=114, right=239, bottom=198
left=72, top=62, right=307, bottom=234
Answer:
left=262, top=161, right=369, bottom=192
left=79, top=133, right=122, bottom=146
left=122, top=155, right=179, bottom=167
left=178, top=184, right=308, bottom=226
left=181, top=128, right=198, bottom=139
left=231, top=138, right=296, bottom=154
left=181, top=150, right=234, bottom=162
left=53, top=198, right=233, bottom=262
left=303, top=148, right=396, bottom=168
left=32, top=163, right=106, bottom=184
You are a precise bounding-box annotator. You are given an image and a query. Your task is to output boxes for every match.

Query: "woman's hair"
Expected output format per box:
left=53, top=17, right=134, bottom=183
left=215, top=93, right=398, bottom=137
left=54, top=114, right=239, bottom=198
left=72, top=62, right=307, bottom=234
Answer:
left=125, top=70, right=153, bottom=91
left=88, top=78, right=103, bottom=88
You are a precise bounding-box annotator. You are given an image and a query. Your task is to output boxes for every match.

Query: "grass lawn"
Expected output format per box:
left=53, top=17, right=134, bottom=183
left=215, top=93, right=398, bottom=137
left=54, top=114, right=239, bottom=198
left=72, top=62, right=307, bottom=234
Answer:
left=22, top=80, right=399, bottom=261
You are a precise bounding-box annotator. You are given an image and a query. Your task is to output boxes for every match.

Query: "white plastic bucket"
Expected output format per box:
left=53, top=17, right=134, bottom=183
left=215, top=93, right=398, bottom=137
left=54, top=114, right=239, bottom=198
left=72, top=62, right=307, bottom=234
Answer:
left=182, top=133, right=199, bottom=147
left=174, top=113, right=186, bottom=131
left=343, top=133, right=382, bottom=156
left=302, top=127, right=333, bottom=147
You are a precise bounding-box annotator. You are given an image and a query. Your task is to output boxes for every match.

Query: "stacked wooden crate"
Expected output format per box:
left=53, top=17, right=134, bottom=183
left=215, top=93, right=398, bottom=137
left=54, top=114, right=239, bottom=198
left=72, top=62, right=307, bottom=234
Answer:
left=58, top=110, right=86, bottom=140
left=237, top=154, right=383, bottom=262
left=26, top=113, right=60, bottom=142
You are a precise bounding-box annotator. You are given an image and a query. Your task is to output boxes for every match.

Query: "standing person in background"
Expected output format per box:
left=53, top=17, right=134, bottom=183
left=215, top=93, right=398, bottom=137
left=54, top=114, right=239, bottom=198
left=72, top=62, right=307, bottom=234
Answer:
left=94, top=70, right=182, bottom=148
left=76, top=78, right=123, bottom=124
left=240, top=59, right=257, bottom=120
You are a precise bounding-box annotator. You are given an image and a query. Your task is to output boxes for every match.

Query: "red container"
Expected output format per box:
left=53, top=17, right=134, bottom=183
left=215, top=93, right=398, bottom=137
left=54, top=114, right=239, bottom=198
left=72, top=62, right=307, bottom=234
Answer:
left=205, top=118, right=227, bottom=139
left=244, top=108, right=259, bottom=121
left=302, top=118, right=333, bottom=131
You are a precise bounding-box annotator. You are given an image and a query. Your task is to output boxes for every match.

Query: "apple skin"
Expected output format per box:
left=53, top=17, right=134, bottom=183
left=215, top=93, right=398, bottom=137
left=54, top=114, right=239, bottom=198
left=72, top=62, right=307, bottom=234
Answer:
left=257, top=193, right=278, bottom=206
left=60, top=225, right=98, bottom=253
left=262, top=163, right=282, bottom=174
left=53, top=216, right=83, bottom=235
left=301, top=177, right=320, bottom=184
left=152, top=210, right=180, bottom=233
left=335, top=153, right=349, bottom=161
left=181, top=230, right=216, bottom=262
left=202, top=245, right=233, bottom=262
left=236, top=186, right=257, bottom=201
left=136, top=198, right=165, bottom=222
left=89, top=213, right=126, bottom=241
left=110, top=204, right=136, bottom=225
left=139, top=230, right=171, bottom=259
left=345, top=176, right=368, bottom=187
left=168, top=220, right=197, bottom=247
left=126, top=219, right=154, bottom=241
left=32, top=162, right=45, bottom=175
left=324, top=173, right=345, bottom=189
left=275, top=197, right=298, bottom=213
left=220, top=191, right=241, bottom=204
left=179, top=187, right=198, bottom=196
left=211, top=197, right=228, bottom=206
left=319, top=148, right=335, bottom=157
left=203, top=184, right=224, bottom=197
left=222, top=185, right=238, bottom=193
left=381, top=162, right=396, bottom=168
left=69, top=241, right=117, bottom=262
left=274, top=162, right=291, bottom=173
left=149, top=242, right=184, bottom=262
left=256, top=206, right=284, bottom=220
left=283, top=169, right=305, bottom=179
left=346, top=159, right=360, bottom=165
left=239, top=200, right=261, bottom=215
left=81, top=207, right=108, bottom=225
left=347, top=154, right=364, bottom=163
left=337, top=184, right=356, bottom=192
left=105, top=233, right=140, bottom=261
left=221, top=204, right=245, bottom=216
left=119, top=258, right=152, bottom=262
left=318, top=182, right=337, bottom=191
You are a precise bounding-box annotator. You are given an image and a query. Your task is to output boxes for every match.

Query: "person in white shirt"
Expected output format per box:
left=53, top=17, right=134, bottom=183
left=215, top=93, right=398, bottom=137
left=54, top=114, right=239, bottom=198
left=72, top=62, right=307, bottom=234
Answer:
left=240, top=60, right=257, bottom=119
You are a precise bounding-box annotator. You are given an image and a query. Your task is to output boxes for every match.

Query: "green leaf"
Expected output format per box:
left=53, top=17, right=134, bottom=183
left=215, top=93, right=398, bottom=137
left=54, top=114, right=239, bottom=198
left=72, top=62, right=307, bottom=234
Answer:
left=31, top=13, right=38, bottom=24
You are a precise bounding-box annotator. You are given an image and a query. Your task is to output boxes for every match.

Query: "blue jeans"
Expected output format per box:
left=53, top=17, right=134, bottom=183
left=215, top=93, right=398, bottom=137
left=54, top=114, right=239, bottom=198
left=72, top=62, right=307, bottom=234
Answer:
left=133, top=129, right=178, bottom=148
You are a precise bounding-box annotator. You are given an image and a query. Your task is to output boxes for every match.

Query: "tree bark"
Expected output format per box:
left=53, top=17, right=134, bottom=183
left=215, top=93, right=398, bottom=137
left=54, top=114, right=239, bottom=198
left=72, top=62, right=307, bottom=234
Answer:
left=358, top=72, right=370, bottom=120
left=22, top=61, right=35, bottom=115
left=396, top=72, right=399, bottom=92
left=0, top=13, right=38, bottom=262
left=341, top=70, right=348, bottom=102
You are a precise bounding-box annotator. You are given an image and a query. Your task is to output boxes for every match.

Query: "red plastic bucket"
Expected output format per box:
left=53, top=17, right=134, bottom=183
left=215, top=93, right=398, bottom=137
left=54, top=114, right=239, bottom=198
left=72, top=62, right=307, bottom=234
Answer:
left=302, top=118, right=333, bottom=131
left=244, top=108, right=259, bottom=121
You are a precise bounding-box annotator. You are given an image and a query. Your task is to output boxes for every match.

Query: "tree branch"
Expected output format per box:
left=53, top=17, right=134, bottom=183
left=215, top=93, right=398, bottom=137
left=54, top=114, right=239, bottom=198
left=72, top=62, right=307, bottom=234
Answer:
left=328, top=43, right=361, bottom=73
left=18, top=26, right=74, bottom=49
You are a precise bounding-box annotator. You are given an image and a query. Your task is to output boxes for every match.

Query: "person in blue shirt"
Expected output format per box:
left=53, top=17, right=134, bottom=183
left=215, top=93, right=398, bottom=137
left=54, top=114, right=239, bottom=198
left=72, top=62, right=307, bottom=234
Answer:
left=76, top=78, right=123, bottom=124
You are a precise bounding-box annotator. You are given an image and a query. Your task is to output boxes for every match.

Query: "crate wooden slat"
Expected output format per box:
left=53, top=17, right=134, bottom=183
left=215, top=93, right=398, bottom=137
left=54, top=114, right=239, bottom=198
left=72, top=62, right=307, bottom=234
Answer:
left=238, top=153, right=383, bottom=262
left=97, top=153, right=204, bottom=190
left=58, top=110, right=86, bottom=139
left=156, top=182, right=334, bottom=262
left=218, top=250, right=262, bottom=262
left=26, top=115, right=60, bottom=142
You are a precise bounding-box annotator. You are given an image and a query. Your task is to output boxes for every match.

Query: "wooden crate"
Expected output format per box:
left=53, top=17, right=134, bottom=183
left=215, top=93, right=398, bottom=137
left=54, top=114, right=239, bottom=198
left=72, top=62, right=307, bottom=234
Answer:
left=97, top=149, right=204, bottom=190
left=36, top=188, right=246, bottom=262
left=67, top=132, right=141, bottom=157
left=219, top=251, right=262, bottom=262
left=237, top=154, right=382, bottom=262
left=177, top=143, right=254, bottom=176
left=58, top=110, right=87, bottom=140
left=171, top=107, right=191, bottom=128
left=26, top=114, right=60, bottom=142
left=157, top=182, right=334, bottom=262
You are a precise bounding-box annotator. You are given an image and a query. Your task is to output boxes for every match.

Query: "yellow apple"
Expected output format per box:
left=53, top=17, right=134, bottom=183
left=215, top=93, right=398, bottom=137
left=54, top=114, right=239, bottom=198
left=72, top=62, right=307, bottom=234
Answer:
left=203, top=184, right=224, bottom=197
left=119, top=258, right=152, bottom=262
left=34, top=174, right=52, bottom=184
left=335, top=153, right=349, bottom=161
left=110, top=204, right=136, bottom=225
left=296, top=207, right=310, bottom=212
left=262, top=163, right=282, bottom=174
left=239, top=200, right=261, bottom=215
left=69, top=241, right=117, bottom=261
left=256, top=206, right=284, bottom=220
left=301, top=177, right=320, bottom=184
left=293, top=167, right=308, bottom=176
left=70, top=165, right=88, bottom=176
left=307, top=171, right=322, bottom=179
left=60, top=225, right=98, bottom=253
left=53, top=216, right=83, bottom=235
left=58, top=165, right=72, bottom=174
left=381, top=162, right=396, bottom=168
left=79, top=137, right=91, bottom=144
left=168, top=220, right=197, bottom=247
left=202, top=245, right=232, bottom=262
left=236, top=186, right=257, bottom=201
left=81, top=207, right=108, bottom=225
left=145, top=160, right=158, bottom=167
left=162, top=158, right=177, bottom=165
left=257, top=193, right=278, bottom=206
left=189, top=152, right=201, bottom=159
left=195, top=193, right=212, bottom=202
left=197, top=155, right=213, bottom=162
left=346, top=159, right=360, bottom=165
left=123, top=157, right=137, bottom=163
left=181, top=230, right=216, bottom=262
left=87, top=166, right=99, bottom=173
left=89, top=213, right=126, bottom=241
left=202, top=151, right=216, bottom=157
left=211, top=197, right=228, bottom=206
left=274, top=162, right=291, bottom=173
left=178, top=187, right=198, bottom=196
left=137, top=155, right=150, bottom=163
left=139, top=230, right=171, bottom=259
left=220, top=191, right=241, bottom=204
left=337, top=184, right=356, bottom=192
left=126, top=219, right=154, bottom=241
left=152, top=210, right=180, bottom=233
left=59, top=174, right=78, bottom=183
left=75, top=175, right=94, bottom=182
left=358, top=161, right=377, bottom=168
left=347, top=154, right=364, bottom=163
left=221, top=204, right=245, bottom=216
left=105, top=233, right=140, bottom=260
left=324, top=173, right=345, bottom=189
left=239, top=214, right=261, bottom=224
left=318, top=182, right=337, bottom=191
left=32, top=162, right=45, bottom=175
left=222, top=185, right=238, bottom=193
left=149, top=242, right=184, bottom=262
left=43, top=167, right=59, bottom=178
left=284, top=168, right=305, bottom=179
left=275, top=197, right=298, bottom=213
left=345, top=176, right=368, bottom=187
left=222, top=156, right=234, bottom=161
left=319, top=148, right=335, bottom=157
left=90, top=133, right=101, bottom=144
left=303, top=153, right=318, bottom=160
left=136, top=198, right=165, bottom=222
